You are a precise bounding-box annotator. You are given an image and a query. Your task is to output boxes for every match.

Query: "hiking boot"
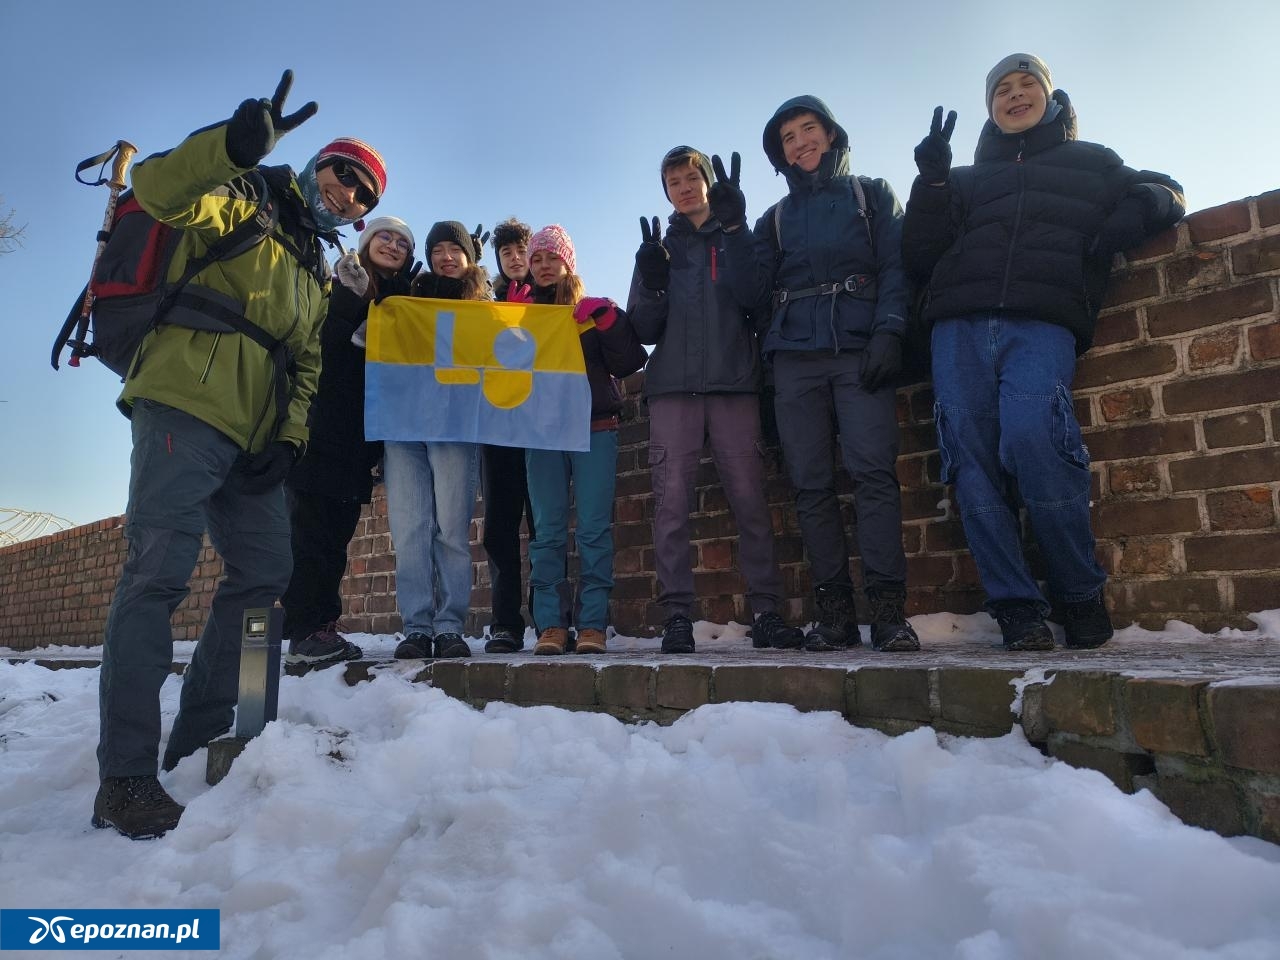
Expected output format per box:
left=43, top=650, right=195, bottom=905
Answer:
left=534, top=627, right=569, bottom=656
left=660, top=614, right=696, bottom=654
left=434, top=633, right=471, bottom=658
left=576, top=628, right=608, bottom=654
left=868, top=587, right=921, bottom=652
left=1064, top=594, right=1114, bottom=649
left=993, top=602, right=1055, bottom=651
left=92, top=776, right=184, bottom=840
left=751, top=610, right=804, bottom=649
left=394, top=632, right=434, bottom=660
left=805, top=585, right=860, bottom=651
left=285, top=623, right=363, bottom=666
left=484, top=626, right=524, bottom=654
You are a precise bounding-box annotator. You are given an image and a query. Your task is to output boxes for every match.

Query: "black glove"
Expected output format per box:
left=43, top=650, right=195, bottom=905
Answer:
left=238, top=441, right=298, bottom=494
left=470, top=224, right=490, bottom=260
left=378, top=260, right=422, bottom=300
left=709, top=152, right=747, bottom=231
left=863, top=331, right=903, bottom=392
left=225, top=69, right=318, bottom=169
left=914, top=106, right=957, bottom=185
left=1093, top=196, right=1149, bottom=258
left=635, top=216, right=670, bottom=291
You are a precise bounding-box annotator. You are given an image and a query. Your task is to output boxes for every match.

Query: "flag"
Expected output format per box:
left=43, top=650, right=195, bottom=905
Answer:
left=364, top=296, right=593, bottom=452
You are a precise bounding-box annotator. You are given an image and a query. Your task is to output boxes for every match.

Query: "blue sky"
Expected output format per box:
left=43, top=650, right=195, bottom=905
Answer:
left=1, top=0, right=1276, bottom=526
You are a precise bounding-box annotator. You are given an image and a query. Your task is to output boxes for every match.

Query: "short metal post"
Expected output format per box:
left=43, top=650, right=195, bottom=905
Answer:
left=235, top=607, right=282, bottom=739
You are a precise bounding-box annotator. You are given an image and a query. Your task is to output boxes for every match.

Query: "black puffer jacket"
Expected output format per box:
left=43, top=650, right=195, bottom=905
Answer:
left=287, top=281, right=382, bottom=501
left=626, top=212, right=762, bottom=397
left=902, top=91, right=1184, bottom=353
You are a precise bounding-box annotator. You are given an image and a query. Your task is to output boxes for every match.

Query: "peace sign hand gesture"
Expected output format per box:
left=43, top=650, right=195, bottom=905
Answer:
left=635, top=215, right=670, bottom=291
left=914, top=106, right=957, bottom=185
left=708, top=152, right=746, bottom=232
left=226, top=69, right=319, bottom=168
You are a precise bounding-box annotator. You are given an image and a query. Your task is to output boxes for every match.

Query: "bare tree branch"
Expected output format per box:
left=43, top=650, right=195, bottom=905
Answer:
left=0, top=196, right=26, bottom=255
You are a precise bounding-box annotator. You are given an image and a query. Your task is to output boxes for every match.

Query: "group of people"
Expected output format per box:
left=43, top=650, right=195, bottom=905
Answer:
left=91, top=54, right=1183, bottom=839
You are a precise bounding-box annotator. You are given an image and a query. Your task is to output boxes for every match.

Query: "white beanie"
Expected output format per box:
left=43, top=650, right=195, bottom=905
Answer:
left=358, top=216, right=415, bottom=256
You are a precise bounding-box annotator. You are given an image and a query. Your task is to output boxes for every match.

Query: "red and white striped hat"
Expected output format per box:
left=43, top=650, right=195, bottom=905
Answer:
left=316, top=137, right=386, bottom=200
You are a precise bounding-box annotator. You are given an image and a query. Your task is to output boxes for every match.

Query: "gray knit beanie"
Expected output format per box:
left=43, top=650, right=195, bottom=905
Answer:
left=985, top=53, right=1053, bottom=118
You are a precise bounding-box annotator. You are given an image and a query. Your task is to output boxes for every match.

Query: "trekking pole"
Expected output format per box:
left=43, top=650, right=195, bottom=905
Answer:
left=67, top=140, right=137, bottom=367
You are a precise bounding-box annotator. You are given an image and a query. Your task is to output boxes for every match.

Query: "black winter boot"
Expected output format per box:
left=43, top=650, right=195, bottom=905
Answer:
left=661, top=614, right=696, bottom=654
left=751, top=611, right=804, bottom=649
left=993, top=602, right=1055, bottom=651
left=805, top=585, right=860, bottom=651
left=867, top=587, right=920, bottom=652
left=92, top=776, right=184, bottom=840
left=1063, top=594, right=1114, bottom=649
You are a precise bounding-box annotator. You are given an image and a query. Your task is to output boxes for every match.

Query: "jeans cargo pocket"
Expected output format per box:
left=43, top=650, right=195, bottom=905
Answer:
left=1053, top=384, right=1090, bottom=469
left=933, top=401, right=958, bottom=486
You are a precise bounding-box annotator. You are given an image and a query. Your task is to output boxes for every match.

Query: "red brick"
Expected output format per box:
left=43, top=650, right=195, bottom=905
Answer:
left=1108, top=461, right=1162, bottom=495
left=1125, top=228, right=1178, bottom=262
left=1170, top=448, right=1280, bottom=491
left=900, top=488, right=948, bottom=522
left=699, top=540, right=733, bottom=571
left=1185, top=532, right=1280, bottom=571
left=1167, top=250, right=1229, bottom=294
left=899, top=422, right=941, bottom=456
left=1084, top=421, right=1197, bottom=462
left=1101, top=267, right=1160, bottom=308
left=1115, top=539, right=1179, bottom=577
left=1258, top=190, right=1280, bottom=228
left=1203, top=411, right=1267, bottom=449
left=1098, top=388, right=1153, bottom=422
left=924, top=521, right=969, bottom=552
left=1185, top=201, right=1252, bottom=243
left=1163, top=368, right=1280, bottom=415
left=1092, top=498, right=1201, bottom=535
left=1233, top=576, right=1280, bottom=615
left=1146, top=282, right=1274, bottom=338
left=1248, top=322, right=1280, bottom=361
left=1092, top=309, right=1141, bottom=347
left=1126, top=678, right=1210, bottom=756
left=1208, top=489, right=1276, bottom=531
left=1208, top=684, right=1280, bottom=775
left=1127, top=578, right=1221, bottom=614
left=906, top=555, right=955, bottom=586
left=1232, top=234, right=1280, bottom=276
left=1187, top=330, right=1239, bottom=370
left=1074, top=396, right=1093, bottom=428
left=1075, top=343, right=1177, bottom=389
left=908, top=387, right=937, bottom=424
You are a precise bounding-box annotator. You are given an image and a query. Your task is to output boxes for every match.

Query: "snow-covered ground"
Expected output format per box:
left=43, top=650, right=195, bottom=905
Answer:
left=2, top=613, right=1279, bottom=959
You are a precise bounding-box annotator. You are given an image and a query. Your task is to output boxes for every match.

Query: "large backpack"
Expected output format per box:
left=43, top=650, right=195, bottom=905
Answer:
left=52, top=154, right=284, bottom=378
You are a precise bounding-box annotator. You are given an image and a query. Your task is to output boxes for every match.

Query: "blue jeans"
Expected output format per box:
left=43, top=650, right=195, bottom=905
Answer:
left=384, top=440, right=480, bottom=635
left=99, top=400, right=292, bottom=778
left=526, top=429, right=619, bottom=630
left=931, top=314, right=1106, bottom=613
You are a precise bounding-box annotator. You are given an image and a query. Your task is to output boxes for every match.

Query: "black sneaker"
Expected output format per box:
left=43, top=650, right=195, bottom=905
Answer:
left=434, top=633, right=471, bottom=658
left=660, top=614, right=696, bottom=654
left=285, top=624, right=364, bottom=665
left=993, top=602, right=1055, bottom=651
left=92, top=776, right=184, bottom=840
left=752, top=611, right=804, bottom=649
left=1064, top=594, right=1114, bottom=649
left=484, top=626, right=524, bottom=654
left=868, top=588, right=921, bottom=652
left=805, top=585, right=860, bottom=651
left=394, top=632, right=434, bottom=659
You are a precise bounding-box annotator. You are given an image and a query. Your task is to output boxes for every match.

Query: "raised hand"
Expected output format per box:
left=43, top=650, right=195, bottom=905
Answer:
left=225, top=69, right=319, bottom=168
left=635, top=215, right=670, bottom=291
left=335, top=251, right=370, bottom=296
left=914, top=106, right=957, bottom=185
left=573, top=296, right=618, bottom=331
left=708, top=152, right=746, bottom=231
left=506, top=282, right=533, bottom=304
left=471, top=224, right=490, bottom=259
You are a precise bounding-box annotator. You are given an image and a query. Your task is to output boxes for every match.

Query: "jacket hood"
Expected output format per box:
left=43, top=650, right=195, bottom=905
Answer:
left=973, top=88, right=1078, bottom=162
left=763, top=95, right=850, bottom=174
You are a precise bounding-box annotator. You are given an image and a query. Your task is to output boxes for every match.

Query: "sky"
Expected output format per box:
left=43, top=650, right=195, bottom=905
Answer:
left=3, top=615, right=1280, bottom=959
left=2, top=0, right=1278, bottom=526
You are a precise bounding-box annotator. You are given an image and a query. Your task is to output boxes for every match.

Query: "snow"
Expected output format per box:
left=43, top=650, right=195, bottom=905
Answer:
left=2, top=618, right=1280, bottom=959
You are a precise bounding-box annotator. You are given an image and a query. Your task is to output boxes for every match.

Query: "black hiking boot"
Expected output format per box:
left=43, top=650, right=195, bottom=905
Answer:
left=434, top=633, right=472, bottom=658
left=286, top=623, right=363, bottom=666
left=868, top=587, right=921, bottom=652
left=751, top=610, right=804, bottom=649
left=993, top=602, right=1055, bottom=651
left=394, top=632, right=434, bottom=659
left=92, top=776, right=184, bottom=840
left=805, top=585, right=860, bottom=651
left=660, top=614, right=696, bottom=654
left=1063, top=594, right=1114, bottom=649
left=484, top=626, right=524, bottom=654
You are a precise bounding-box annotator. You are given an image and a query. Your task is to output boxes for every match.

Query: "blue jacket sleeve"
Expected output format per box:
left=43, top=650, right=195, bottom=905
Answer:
left=867, top=179, right=909, bottom=338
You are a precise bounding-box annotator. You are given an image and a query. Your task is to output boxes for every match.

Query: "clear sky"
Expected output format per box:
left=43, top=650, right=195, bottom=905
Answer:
left=1, top=0, right=1276, bottom=526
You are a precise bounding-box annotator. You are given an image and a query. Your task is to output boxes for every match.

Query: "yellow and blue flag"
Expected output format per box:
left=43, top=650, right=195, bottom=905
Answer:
left=364, top=297, right=592, bottom=452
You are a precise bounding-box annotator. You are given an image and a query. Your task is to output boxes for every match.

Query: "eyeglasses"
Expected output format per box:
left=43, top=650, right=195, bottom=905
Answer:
left=372, top=230, right=412, bottom=253
left=328, top=159, right=378, bottom=209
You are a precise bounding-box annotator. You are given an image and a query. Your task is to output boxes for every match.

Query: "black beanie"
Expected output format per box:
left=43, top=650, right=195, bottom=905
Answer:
left=661, top=145, right=714, bottom=201
left=425, top=221, right=477, bottom=271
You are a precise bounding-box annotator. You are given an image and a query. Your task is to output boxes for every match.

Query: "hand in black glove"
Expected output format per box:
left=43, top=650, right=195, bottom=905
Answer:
left=1092, top=196, right=1149, bottom=258
left=862, top=331, right=903, bottom=392
left=914, top=106, right=957, bottom=185
left=709, top=152, right=747, bottom=231
left=238, top=441, right=298, bottom=494
left=470, top=224, right=489, bottom=260
left=378, top=259, right=423, bottom=300
left=635, top=216, right=670, bottom=291
left=226, top=69, right=319, bottom=169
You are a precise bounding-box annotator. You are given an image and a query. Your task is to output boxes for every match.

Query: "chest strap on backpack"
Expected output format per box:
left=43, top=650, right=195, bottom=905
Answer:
left=777, top=274, right=876, bottom=304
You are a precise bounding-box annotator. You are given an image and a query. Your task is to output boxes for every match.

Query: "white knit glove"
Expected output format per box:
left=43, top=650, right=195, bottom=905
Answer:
left=335, top=252, right=369, bottom=296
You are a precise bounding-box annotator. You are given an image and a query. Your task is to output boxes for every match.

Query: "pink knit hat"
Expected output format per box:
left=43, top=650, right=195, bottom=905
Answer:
left=527, top=224, right=576, bottom=275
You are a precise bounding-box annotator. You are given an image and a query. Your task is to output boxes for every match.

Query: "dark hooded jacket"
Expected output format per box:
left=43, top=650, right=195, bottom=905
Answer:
left=726, top=95, right=910, bottom=357
left=626, top=211, right=762, bottom=397
left=901, top=91, right=1185, bottom=353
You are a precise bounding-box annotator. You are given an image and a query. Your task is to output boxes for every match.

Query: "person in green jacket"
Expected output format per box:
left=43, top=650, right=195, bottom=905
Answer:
left=93, top=70, right=387, bottom=841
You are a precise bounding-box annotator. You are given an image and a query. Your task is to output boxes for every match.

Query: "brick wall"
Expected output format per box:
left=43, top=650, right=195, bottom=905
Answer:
left=2, top=190, right=1277, bottom=649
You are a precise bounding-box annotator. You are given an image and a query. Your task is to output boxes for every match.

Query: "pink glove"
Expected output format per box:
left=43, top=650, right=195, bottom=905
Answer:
left=573, top=296, right=617, bottom=331
left=506, top=282, right=533, bottom=304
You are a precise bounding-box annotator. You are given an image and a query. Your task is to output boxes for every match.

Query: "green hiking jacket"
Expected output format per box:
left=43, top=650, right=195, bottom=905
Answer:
left=121, top=124, right=328, bottom=454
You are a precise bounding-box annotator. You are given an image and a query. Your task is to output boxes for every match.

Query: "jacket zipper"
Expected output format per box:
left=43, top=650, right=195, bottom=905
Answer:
left=710, top=244, right=718, bottom=282
left=998, top=140, right=1027, bottom=308
left=199, top=333, right=221, bottom=383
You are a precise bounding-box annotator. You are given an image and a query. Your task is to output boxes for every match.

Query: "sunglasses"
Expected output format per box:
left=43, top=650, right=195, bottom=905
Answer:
left=372, top=230, right=412, bottom=253
left=328, top=159, right=378, bottom=209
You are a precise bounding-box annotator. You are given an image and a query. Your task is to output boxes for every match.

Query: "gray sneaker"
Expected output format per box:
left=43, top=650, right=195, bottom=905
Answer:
left=286, top=624, right=363, bottom=665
